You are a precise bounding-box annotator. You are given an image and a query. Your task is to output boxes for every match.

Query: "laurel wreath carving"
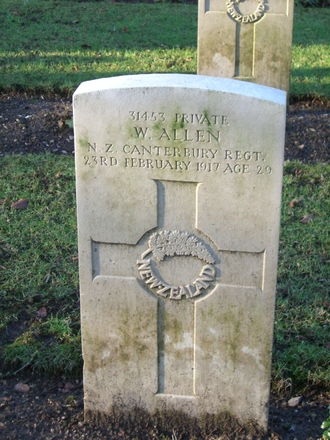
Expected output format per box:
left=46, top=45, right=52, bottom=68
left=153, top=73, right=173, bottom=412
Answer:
left=148, top=230, right=215, bottom=265
left=226, top=0, right=265, bottom=24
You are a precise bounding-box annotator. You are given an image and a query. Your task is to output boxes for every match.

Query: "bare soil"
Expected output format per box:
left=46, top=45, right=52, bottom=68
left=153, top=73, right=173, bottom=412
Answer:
left=0, top=375, right=329, bottom=439
left=0, top=93, right=329, bottom=439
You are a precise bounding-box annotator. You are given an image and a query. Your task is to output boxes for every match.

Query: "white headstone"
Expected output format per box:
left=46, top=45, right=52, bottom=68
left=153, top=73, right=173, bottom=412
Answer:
left=73, top=74, right=286, bottom=433
left=198, top=0, right=294, bottom=93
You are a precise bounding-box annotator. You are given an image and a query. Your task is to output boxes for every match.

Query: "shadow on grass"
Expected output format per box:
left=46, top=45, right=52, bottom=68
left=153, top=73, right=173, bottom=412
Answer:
left=0, top=49, right=197, bottom=95
left=291, top=67, right=330, bottom=98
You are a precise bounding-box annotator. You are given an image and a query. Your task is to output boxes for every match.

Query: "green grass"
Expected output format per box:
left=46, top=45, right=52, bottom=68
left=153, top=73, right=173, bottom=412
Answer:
left=273, top=162, right=330, bottom=391
left=322, top=406, right=330, bottom=439
left=0, top=155, right=81, bottom=375
left=0, top=1, right=197, bottom=94
left=0, top=1, right=329, bottom=98
left=1, top=155, right=329, bottom=391
left=291, top=7, right=330, bottom=98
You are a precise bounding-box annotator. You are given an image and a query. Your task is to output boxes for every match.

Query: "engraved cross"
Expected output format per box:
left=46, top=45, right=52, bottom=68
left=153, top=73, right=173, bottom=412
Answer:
left=204, top=0, right=289, bottom=78
left=92, top=178, right=264, bottom=397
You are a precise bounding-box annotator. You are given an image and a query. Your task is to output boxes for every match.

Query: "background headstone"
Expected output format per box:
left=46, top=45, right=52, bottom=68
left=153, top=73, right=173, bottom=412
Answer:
left=73, top=74, right=286, bottom=432
left=198, top=0, right=294, bottom=93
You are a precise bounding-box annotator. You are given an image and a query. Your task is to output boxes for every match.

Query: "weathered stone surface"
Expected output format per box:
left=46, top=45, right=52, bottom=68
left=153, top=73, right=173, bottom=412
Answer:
left=73, top=74, right=286, bottom=432
left=198, top=0, right=294, bottom=93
